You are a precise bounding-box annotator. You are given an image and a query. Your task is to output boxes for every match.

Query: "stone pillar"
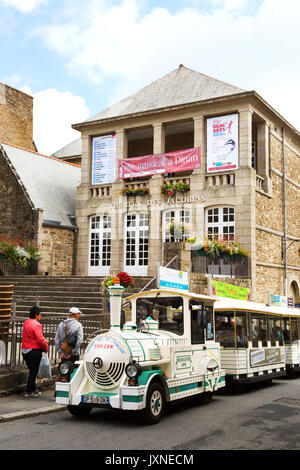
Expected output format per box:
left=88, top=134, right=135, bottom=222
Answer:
left=80, top=135, right=90, bottom=185
left=116, top=129, right=128, bottom=160
left=153, top=123, right=165, bottom=155
left=239, top=108, right=253, bottom=168
left=193, top=115, right=204, bottom=150
left=257, top=122, right=271, bottom=193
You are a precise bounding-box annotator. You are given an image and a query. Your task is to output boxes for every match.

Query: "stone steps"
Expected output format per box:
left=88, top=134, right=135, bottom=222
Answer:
left=0, top=275, right=154, bottom=317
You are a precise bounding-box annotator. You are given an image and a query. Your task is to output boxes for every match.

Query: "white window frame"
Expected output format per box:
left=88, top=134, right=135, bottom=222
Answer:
left=88, top=215, right=111, bottom=276
left=206, top=206, right=235, bottom=241
left=124, top=213, right=149, bottom=276
left=163, top=209, right=191, bottom=242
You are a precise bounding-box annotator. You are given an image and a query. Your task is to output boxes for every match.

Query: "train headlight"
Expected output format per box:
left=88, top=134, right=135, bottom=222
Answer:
left=125, top=361, right=142, bottom=380
left=58, top=360, right=75, bottom=382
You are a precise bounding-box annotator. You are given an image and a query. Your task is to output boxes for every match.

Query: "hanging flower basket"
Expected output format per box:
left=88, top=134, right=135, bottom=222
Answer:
left=160, top=180, right=190, bottom=196
left=186, top=235, right=249, bottom=264
left=123, top=187, right=150, bottom=197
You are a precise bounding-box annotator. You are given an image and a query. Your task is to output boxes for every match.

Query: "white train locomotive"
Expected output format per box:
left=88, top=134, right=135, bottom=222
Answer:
left=55, top=283, right=225, bottom=424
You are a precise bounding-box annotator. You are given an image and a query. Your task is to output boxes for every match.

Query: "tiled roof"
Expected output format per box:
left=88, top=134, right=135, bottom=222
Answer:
left=51, top=137, right=82, bottom=159
left=0, top=142, right=80, bottom=228
left=84, top=65, right=245, bottom=123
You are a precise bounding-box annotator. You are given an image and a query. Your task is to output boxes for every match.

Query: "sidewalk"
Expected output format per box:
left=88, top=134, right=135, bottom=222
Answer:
left=0, top=387, right=66, bottom=422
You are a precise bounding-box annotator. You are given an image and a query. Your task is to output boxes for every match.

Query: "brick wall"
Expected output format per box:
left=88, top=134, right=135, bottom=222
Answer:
left=0, top=82, right=35, bottom=151
left=0, top=149, right=38, bottom=241
left=255, top=127, right=300, bottom=303
left=38, top=225, right=75, bottom=276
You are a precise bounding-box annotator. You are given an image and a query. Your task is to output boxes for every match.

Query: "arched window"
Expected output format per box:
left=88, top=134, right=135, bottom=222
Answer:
left=206, top=207, right=234, bottom=240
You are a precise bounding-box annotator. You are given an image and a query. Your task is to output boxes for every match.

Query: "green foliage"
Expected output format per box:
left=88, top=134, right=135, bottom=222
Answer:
left=160, top=180, right=190, bottom=196
left=123, top=187, right=150, bottom=196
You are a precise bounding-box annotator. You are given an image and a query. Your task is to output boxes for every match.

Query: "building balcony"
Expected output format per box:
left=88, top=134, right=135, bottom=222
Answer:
left=191, top=253, right=250, bottom=278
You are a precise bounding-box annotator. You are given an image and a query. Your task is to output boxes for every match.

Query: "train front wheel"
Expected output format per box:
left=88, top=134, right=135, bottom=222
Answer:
left=143, top=382, right=166, bottom=425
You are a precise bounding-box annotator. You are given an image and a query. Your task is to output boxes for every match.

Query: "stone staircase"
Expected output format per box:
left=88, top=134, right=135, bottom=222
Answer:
left=0, top=275, right=155, bottom=317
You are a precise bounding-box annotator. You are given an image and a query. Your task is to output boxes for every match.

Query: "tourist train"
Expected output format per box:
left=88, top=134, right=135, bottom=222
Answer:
left=55, top=283, right=300, bottom=424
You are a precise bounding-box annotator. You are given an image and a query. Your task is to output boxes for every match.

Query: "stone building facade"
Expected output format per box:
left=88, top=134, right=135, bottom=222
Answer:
left=0, top=142, right=79, bottom=276
left=0, top=82, right=35, bottom=152
left=0, top=82, right=80, bottom=277
left=70, top=66, right=299, bottom=304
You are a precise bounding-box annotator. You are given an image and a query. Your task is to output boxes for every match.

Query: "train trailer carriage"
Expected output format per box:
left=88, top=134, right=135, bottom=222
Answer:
left=214, top=298, right=300, bottom=385
left=55, top=285, right=226, bottom=424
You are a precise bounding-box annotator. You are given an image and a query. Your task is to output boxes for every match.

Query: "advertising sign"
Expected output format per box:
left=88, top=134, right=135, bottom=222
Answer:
left=159, top=267, right=189, bottom=291
left=211, top=280, right=251, bottom=301
left=269, top=293, right=288, bottom=308
left=207, top=113, right=239, bottom=172
left=118, top=147, right=201, bottom=179
left=92, top=134, right=116, bottom=185
left=250, top=348, right=285, bottom=367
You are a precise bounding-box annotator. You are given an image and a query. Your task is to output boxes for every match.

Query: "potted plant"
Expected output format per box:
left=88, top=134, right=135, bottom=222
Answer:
left=160, top=180, right=190, bottom=196
left=123, top=187, right=150, bottom=197
left=186, top=235, right=249, bottom=263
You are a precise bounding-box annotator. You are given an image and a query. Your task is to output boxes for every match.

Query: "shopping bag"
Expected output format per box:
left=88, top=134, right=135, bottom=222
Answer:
left=37, top=352, right=52, bottom=378
left=0, top=340, right=5, bottom=366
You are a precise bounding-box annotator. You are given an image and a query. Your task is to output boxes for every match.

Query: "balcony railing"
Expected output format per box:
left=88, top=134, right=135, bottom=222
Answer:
left=256, top=175, right=264, bottom=190
left=191, top=253, right=250, bottom=278
left=205, top=173, right=235, bottom=188
left=90, top=185, right=112, bottom=199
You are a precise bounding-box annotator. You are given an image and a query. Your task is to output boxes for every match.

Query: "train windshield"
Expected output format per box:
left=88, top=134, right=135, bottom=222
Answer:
left=136, top=296, right=184, bottom=336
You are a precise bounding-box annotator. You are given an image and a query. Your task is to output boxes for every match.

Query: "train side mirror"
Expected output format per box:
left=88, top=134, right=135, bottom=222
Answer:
left=197, top=310, right=208, bottom=328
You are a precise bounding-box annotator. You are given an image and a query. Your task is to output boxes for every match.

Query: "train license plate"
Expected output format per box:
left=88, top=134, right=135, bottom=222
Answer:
left=82, top=395, right=109, bottom=405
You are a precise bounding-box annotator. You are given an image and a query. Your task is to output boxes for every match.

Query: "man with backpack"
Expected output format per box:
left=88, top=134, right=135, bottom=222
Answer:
left=55, top=307, right=83, bottom=364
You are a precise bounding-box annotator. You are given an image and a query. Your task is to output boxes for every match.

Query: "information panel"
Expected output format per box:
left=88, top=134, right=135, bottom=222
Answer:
left=92, top=134, right=116, bottom=185
left=207, top=113, right=239, bottom=173
left=159, top=266, right=189, bottom=291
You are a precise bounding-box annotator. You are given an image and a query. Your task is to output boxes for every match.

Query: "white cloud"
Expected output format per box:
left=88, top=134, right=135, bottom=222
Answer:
left=0, top=0, right=47, bottom=12
left=20, top=87, right=90, bottom=155
left=35, top=0, right=300, bottom=131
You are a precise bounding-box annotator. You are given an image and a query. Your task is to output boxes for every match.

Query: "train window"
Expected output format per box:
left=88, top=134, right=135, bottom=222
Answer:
left=189, top=303, right=214, bottom=344
left=268, top=315, right=284, bottom=346
left=136, top=296, right=184, bottom=335
left=215, top=311, right=235, bottom=348
left=191, top=304, right=205, bottom=344
left=291, top=318, right=299, bottom=342
left=283, top=318, right=291, bottom=344
left=236, top=312, right=248, bottom=348
left=248, top=313, right=267, bottom=347
left=206, top=306, right=214, bottom=340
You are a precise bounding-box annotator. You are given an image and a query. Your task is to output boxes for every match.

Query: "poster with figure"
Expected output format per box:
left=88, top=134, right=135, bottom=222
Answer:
left=92, top=134, right=116, bottom=185
left=207, top=113, right=239, bottom=172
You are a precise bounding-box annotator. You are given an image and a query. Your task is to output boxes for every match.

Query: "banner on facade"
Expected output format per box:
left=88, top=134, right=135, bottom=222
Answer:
left=159, top=267, right=189, bottom=291
left=207, top=113, right=239, bottom=173
left=211, top=280, right=251, bottom=301
left=92, top=134, right=116, bottom=185
left=118, top=147, right=201, bottom=179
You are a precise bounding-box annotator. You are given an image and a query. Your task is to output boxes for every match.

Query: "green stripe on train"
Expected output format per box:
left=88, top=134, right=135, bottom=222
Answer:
left=122, top=395, right=144, bottom=403
left=169, top=382, right=202, bottom=394
left=56, top=391, right=69, bottom=398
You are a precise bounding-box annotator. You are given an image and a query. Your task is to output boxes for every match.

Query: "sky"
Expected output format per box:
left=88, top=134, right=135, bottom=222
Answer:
left=0, top=0, right=299, bottom=155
